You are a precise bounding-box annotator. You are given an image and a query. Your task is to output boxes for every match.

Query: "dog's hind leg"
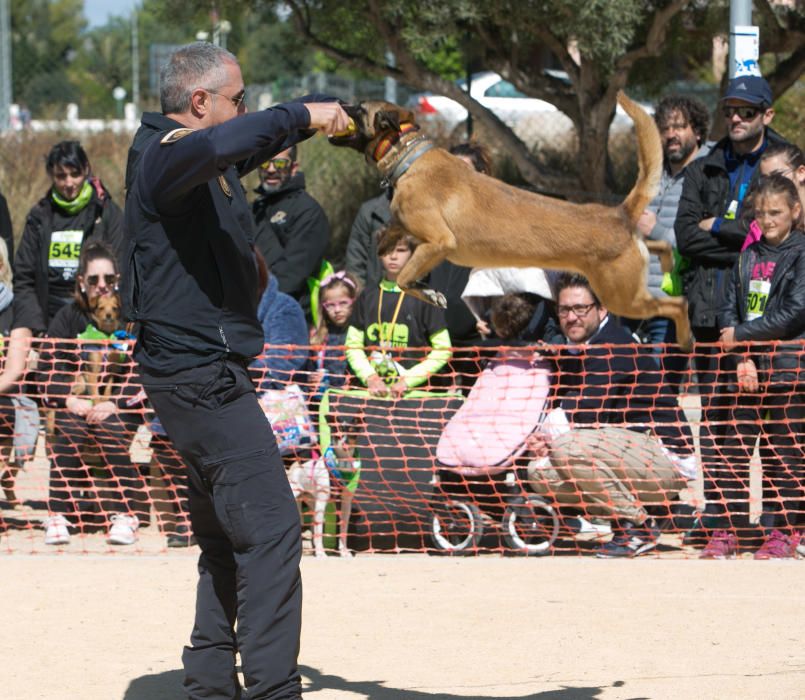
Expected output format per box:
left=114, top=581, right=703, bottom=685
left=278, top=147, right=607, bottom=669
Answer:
left=645, top=239, right=674, bottom=273
left=587, top=248, right=692, bottom=351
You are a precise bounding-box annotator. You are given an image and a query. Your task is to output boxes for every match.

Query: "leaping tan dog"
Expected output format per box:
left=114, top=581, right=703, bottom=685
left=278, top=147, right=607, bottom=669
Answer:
left=329, top=94, right=691, bottom=350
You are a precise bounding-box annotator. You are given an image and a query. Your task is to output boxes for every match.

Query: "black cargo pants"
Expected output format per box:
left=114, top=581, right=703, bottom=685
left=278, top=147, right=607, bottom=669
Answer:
left=142, top=358, right=302, bottom=700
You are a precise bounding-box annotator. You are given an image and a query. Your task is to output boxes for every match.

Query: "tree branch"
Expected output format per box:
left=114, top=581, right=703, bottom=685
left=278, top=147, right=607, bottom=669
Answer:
left=616, top=0, right=690, bottom=70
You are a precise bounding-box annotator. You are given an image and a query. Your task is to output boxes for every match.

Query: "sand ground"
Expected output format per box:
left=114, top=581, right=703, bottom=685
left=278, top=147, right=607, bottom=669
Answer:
left=1, top=554, right=803, bottom=700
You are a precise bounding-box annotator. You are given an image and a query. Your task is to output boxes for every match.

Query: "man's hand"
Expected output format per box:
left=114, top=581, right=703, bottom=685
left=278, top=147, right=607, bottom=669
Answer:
left=719, top=326, right=737, bottom=350
left=305, top=103, right=351, bottom=135
left=366, top=374, right=389, bottom=398
left=637, top=210, right=657, bottom=239
left=699, top=217, right=716, bottom=232
left=736, top=359, right=759, bottom=393
left=525, top=432, right=550, bottom=459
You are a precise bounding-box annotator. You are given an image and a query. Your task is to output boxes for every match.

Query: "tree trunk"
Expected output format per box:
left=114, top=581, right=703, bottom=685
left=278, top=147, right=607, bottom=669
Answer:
left=573, top=94, right=619, bottom=199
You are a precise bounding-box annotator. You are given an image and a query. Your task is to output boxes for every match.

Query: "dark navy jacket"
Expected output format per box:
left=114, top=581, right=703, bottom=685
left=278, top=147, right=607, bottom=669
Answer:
left=123, top=100, right=324, bottom=375
left=553, top=318, right=694, bottom=454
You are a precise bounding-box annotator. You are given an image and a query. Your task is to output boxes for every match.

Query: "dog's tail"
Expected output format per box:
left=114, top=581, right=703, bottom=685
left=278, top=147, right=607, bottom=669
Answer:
left=618, top=91, right=662, bottom=230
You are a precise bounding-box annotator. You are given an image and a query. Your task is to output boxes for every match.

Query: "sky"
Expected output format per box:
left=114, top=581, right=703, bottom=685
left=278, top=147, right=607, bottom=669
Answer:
left=84, top=0, right=139, bottom=27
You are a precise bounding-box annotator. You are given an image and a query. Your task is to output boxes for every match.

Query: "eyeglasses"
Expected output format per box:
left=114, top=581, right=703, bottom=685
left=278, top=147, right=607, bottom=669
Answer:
left=86, top=273, right=118, bottom=287
left=722, top=105, right=763, bottom=121
left=204, top=88, right=246, bottom=109
left=259, top=157, right=292, bottom=171
left=322, top=300, right=353, bottom=312
left=557, top=303, right=597, bottom=318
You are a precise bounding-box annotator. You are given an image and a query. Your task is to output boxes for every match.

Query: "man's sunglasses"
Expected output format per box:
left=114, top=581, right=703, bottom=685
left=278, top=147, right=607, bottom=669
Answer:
left=205, top=88, right=246, bottom=109
left=86, top=274, right=118, bottom=287
left=259, top=157, right=292, bottom=171
left=722, top=105, right=763, bottom=121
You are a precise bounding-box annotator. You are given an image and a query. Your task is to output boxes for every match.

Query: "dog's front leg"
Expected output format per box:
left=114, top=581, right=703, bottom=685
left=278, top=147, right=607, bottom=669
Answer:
left=396, top=242, right=452, bottom=308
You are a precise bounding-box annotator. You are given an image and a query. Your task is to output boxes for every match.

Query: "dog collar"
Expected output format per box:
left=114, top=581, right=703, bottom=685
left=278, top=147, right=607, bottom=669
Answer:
left=383, top=136, right=433, bottom=187
left=371, top=122, right=419, bottom=162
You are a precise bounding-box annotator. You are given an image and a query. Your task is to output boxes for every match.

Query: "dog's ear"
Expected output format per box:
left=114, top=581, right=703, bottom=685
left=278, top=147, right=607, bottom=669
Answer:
left=373, top=109, right=402, bottom=134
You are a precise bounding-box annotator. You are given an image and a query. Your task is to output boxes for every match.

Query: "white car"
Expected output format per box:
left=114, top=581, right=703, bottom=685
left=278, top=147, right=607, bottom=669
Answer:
left=409, top=71, right=650, bottom=145
left=410, top=71, right=561, bottom=128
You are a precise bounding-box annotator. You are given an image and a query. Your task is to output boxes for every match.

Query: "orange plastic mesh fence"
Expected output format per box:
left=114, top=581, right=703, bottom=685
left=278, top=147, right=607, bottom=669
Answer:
left=1, top=338, right=802, bottom=557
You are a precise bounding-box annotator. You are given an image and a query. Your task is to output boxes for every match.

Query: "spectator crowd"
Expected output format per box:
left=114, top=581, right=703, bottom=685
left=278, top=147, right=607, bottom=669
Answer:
left=0, top=73, right=802, bottom=560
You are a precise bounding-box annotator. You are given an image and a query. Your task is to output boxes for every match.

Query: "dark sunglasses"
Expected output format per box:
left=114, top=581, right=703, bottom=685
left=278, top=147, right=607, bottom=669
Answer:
left=86, top=273, right=118, bottom=287
left=722, top=105, right=763, bottom=121
left=259, top=157, right=292, bottom=171
left=204, top=88, right=246, bottom=109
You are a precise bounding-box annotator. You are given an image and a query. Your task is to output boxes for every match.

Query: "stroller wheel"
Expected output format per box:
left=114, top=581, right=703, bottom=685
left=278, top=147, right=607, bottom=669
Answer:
left=502, top=496, right=559, bottom=556
left=430, top=499, right=483, bottom=553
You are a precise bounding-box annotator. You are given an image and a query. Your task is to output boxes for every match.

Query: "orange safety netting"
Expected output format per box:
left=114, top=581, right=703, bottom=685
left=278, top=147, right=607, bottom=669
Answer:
left=0, top=338, right=803, bottom=558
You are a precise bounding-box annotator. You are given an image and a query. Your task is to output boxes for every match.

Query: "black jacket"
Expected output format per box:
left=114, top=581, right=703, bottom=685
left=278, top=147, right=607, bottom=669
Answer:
left=252, top=172, right=330, bottom=311
left=13, top=181, right=124, bottom=334
left=0, top=191, right=13, bottom=264
left=719, top=231, right=805, bottom=385
left=553, top=319, right=693, bottom=454
left=675, top=128, right=790, bottom=329
left=344, top=192, right=391, bottom=288
left=123, top=101, right=325, bottom=375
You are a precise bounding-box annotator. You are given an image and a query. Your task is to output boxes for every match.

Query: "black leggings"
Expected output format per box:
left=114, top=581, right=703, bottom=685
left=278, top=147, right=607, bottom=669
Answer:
left=48, top=411, right=149, bottom=528
left=711, top=388, right=804, bottom=537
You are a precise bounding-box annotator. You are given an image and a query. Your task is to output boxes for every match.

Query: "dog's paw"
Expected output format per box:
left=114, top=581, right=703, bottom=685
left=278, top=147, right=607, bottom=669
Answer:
left=314, top=549, right=328, bottom=559
left=339, top=547, right=354, bottom=558
left=423, top=289, right=447, bottom=308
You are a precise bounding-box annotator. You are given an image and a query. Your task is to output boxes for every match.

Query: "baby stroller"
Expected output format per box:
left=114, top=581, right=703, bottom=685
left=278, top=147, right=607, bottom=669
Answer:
left=431, top=352, right=562, bottom=555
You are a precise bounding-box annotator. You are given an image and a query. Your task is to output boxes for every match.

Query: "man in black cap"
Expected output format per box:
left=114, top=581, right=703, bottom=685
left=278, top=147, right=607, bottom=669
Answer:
left=674, top=74, right=793, bottom=555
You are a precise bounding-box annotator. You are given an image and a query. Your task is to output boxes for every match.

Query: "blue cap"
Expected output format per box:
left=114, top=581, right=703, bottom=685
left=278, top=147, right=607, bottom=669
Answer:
left=721, top=75, right=772, bottom=107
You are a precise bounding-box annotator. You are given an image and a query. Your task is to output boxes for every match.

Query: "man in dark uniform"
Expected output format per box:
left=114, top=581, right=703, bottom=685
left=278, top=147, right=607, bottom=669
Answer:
left=252, top=145, right=330, bottom=318
left=123, top=42, right=349, bottom=700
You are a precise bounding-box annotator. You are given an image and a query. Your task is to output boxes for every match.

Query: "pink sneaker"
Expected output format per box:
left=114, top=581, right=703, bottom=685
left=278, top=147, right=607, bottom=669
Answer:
left=699, top=530, right=738, bottom=559
left=754, top=530, right=800, bottom=560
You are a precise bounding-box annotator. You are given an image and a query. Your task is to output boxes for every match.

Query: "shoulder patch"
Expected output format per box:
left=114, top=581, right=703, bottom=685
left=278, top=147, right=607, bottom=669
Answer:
left=160, top=128, right=195, bottom=145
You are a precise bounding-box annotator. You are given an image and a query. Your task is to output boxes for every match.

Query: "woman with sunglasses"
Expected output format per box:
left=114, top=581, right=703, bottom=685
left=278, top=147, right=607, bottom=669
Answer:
left=12, top=140, right=124, bottom=350
left=40, top=242, right=148, bottom=546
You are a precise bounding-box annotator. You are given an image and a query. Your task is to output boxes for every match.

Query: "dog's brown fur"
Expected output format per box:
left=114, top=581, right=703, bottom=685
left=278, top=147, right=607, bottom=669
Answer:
left=72, top=294, right=127, bottom=402
left=330, top=95, right=691, bottom=349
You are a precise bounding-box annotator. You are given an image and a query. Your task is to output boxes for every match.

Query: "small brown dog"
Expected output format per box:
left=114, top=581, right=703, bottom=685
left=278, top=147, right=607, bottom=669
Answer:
left=329, top=94, right=691, bottom=349
left=72, top=293, right=127, bottom=401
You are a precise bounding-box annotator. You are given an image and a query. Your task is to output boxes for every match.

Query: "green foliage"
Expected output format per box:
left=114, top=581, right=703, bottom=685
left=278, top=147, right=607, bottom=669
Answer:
left=773, top=80, right=805, bottom=146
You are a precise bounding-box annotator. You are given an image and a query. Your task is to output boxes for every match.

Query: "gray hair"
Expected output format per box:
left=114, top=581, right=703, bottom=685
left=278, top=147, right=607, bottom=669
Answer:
left=160, top=42, right=238, bottom=114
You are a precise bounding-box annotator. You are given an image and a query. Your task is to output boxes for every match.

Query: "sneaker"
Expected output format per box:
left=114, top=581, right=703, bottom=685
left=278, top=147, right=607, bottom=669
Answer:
left=754, top=530, right=801, bottom=560
left=166, top=524, right=196, bottom=548
left=596, top=523, right=659, bottom=558
left=107, top=514, right=139, bottom=545
left=44, top=515, right=71, bottom=545
left=699, top=530, right=738, bottom=559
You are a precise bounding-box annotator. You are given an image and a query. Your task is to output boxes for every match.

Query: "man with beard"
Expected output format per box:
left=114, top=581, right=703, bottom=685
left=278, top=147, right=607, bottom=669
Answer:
left=626, top=96, right=711, bottom=387
left=674, top=75, right=793, bottom=551
left=252, top=145, right=330, bottom=318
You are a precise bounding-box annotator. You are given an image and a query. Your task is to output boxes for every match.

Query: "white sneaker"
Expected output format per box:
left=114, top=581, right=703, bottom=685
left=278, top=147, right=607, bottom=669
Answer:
left=107, top=514, right=139, bottom=545
left=44, top=515, right=71, bottom=545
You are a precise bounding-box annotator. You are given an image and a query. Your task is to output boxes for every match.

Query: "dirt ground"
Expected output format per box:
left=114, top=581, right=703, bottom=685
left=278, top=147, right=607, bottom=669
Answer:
left=1, top=554, right=803, bottom=700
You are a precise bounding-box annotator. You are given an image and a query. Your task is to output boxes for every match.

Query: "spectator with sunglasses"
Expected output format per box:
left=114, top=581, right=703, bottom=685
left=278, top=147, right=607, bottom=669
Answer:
left=674, top=75, right=794, bottom=546
left=40, top=242, right=148, bottom=547
left=252, top=145, right=330, bottom=319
